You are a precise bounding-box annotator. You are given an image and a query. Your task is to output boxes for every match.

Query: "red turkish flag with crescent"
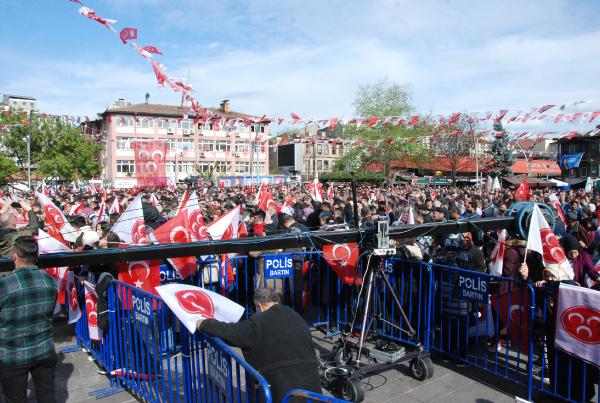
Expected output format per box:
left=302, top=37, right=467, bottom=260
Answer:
left=514, top=179, right=531, bottom=202
left=322, top=242, right=361, bottom=285
left=256, top=180, right=276, bottom=212
left=117, top=260, right=161, bottom=309
left=119, top=27, right=138, bottom=44
left=83, top=281, right=102, bottom=341
left=555, top=283, right=600, bottom=366
left=491, top=287, right=531, bottom=354
left=132, top=141, right=168, bottom=188
left=152, top=213, right=197, bottom=279
left=155, top=284, right=245, bottom=333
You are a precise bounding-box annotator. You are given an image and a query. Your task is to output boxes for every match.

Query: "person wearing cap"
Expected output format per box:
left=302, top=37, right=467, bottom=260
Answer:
left=561, top=235, right=599, bottom=287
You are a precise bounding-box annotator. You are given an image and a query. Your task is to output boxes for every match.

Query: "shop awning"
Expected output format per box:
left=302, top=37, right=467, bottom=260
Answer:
left=511, top=159, right=561, bottom=176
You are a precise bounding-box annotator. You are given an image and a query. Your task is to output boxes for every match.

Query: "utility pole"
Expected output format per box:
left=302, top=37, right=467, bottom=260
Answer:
left=27, top=109, right=32, bottom=190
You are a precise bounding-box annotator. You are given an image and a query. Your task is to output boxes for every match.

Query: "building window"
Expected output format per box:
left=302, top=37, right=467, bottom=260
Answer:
left=116, top=160, right=135, bottom=173
left=199, top=140, right=215, bottom=152
left=591, top=165, right=598, bottom=176
left=252, top=162, right=265, bottom=175
left=316, top=144, right=322, bottom=155
left=217, top=141, right=231, bottom=152
left=117, top=116, right=134, bottom=127
left=215, top=161, right=231, bottom=173
left=177, top=139, right=194, bottom=151
left=324, top=160, right=329, bottom=171
left=568, top=145, right=576, bottom=154
left=581, top=167, right=588, bottom=177
left=235, top=141, right=250, bottom=153
left=260, top=126, right=265, bottom=133
left=177, top=161, right=194, bottom=173
left=331, top=145, right=337, bottom=155
left=116, top=137, right=132, bottom=150
left=136, top=117, right=152, bottom=128
left=196, top=162, right=211, bottom=172
left=159, top=118, right=170, bottom=129
left=168, top=139, right=176, bottom=150
left=317, top=160, right=323, bottom=171
left=180, top=120, right=192, bottom=130
left=323, top=145, right=329, bottom=155
left=166, top=161, right=175, bottom=173
left=235, top=162, right=250, bottom=174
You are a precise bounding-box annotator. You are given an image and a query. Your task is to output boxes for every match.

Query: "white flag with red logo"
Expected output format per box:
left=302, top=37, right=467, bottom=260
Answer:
left=489, top=229, right=507, bottom=276
left=549, top=193, right=566, bottom=224
left=308, top=172, right=323, bottom=202
left=207, top=206, right=240, bottom=241
left=66, top=271, right=81, bottom=324
left=152, top=213, right=197, bottom=279
left=155, top=283, right=245, bottom=333
left=110, top=194, right=148, bottom=245
left=526, top=203, right=574, bottom=280
left=327, top=184, right=334, bottom=203
left=149, top=193, right=159, bottom=207
left=83, top=281, right=102, bottom=341
left=322, top=242, right=361, bottom=285
left=37, top=192, right=78, bottom=243
left=183, top=191, right=208, bottom=241
left=555, top=283, right=600, bottom=366
left=108, top=197, right=121, bottom=215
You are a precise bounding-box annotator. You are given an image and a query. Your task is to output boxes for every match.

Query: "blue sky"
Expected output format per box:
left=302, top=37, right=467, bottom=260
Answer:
left=1, top=0, right=600, bottom=133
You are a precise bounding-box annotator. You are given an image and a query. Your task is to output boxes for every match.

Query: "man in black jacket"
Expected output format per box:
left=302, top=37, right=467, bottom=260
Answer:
left=197, top=288, right=322, bottom=402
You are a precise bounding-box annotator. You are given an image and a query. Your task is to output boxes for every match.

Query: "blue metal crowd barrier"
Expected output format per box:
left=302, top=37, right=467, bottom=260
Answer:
left=68, top=250, right=599, bottom=403
left=282, top=389, right=349, bottom=402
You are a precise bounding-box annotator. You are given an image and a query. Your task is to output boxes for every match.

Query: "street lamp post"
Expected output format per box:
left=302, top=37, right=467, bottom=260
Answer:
left=27, top=110, right=32, bottom=190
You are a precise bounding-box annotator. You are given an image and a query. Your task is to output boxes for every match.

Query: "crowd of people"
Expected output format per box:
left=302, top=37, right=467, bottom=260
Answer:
left=0, top=180, right=599, bottom=401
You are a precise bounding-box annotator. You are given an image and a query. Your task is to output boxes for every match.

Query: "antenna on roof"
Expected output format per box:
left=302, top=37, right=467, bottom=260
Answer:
left=145, top=92, right=150, bottom=104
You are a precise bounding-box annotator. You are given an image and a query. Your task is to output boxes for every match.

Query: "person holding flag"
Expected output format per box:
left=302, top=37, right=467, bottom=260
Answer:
left=197, top=288, right=322, bottom=402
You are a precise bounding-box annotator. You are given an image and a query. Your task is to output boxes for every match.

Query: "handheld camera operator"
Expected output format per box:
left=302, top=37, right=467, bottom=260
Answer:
left=197, top=288, right=322, bottom=402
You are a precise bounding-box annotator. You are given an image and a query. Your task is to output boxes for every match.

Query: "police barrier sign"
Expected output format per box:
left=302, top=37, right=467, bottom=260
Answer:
left=206, top=338, right=231, bottom=394
left=132, top=295, right=153, bottom=326
left=264, top=254, right=293, bottom=279
left=458, top=273, right=488, bottom=303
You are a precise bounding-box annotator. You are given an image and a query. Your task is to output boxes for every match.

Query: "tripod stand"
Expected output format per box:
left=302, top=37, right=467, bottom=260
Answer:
left=320, top=251, right=434, bottom=402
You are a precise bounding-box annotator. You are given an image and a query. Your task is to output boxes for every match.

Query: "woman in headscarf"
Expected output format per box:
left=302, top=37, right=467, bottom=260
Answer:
left=561, top=234, right=599, bottom=287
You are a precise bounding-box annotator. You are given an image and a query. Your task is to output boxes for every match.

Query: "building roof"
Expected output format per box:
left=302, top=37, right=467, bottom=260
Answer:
left=102, top=103, right=263, bottom=120
left=3, top=94, right=37, bottom=101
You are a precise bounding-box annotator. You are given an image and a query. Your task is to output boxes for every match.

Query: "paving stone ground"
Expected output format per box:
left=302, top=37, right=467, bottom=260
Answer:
left=0, top=321, right=568, bottom=403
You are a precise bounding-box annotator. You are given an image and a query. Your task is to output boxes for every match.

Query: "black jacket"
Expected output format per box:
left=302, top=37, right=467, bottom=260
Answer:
left=200, top=304, right=322, bottom=402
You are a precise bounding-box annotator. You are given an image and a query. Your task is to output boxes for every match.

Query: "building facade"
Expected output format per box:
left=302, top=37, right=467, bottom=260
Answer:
left=1, top=94, right=38, bottom=113
left=556, top=131, right=600, bottom=178
left=92, top=99, right=269, bottom=188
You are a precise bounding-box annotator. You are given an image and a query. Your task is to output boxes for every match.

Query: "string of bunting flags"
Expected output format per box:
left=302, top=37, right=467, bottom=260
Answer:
left=49, top=0, right=600, bottom=148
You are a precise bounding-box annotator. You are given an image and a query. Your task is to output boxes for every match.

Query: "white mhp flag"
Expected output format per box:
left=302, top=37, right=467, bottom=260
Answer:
left=155, top=284, right=244, bottom=333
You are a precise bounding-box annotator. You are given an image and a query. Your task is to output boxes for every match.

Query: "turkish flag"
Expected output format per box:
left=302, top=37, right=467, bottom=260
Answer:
left=256, top=179, right=276, bottom=212
left=491, top=287, right=531, bottom=354
left=549, top=193, right=566, bottom=224
left=66, top=272, right=81, bottom=325
left=290, top=112, right=302, bottom=123
left=142, top=45, right=163, bottom=55
left=555, top=283, right=600, bottom=366
left=152, top=213, right=197, bottom=279
left=309, top=173, right=323, bottom=202
left=37, top=192, right=78, bottom=243
left=182, top=191, right=208, bottom=241
left=514, top=179, right=531, bottom=202
left=367, top=116, right=378, bottom=127
left=117, top=260, right=161, bottom=306
left=83, top=281, right=102, bottom=341
left=155, top=284, right=245, bottom=333
left=322, top=242, right=361, bottom=285
left=45, top=267, right=69, bottom=305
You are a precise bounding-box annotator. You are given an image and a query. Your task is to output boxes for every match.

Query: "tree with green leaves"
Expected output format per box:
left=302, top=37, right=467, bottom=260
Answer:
left=333, top=78, right=433, bottom=178
left=0, top=113, right=102, bottom=181
left=490, top=120, right=514, bottom=177
left=0, top=152, right=19, bottom=185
